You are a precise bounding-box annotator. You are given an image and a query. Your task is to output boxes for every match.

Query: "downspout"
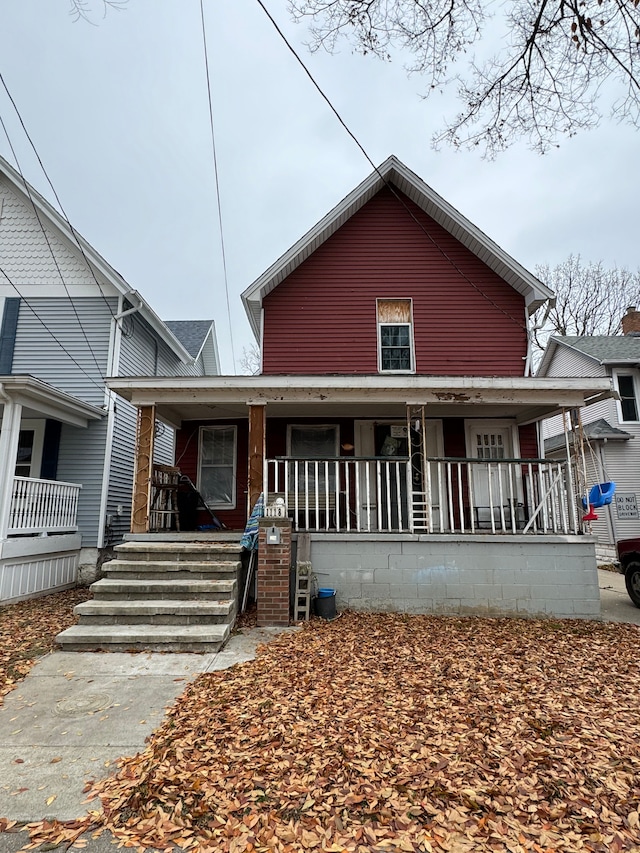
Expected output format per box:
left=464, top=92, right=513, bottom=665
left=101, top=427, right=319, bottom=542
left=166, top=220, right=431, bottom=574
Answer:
left=96, top=295, right=125, bottom=550
left=114, top=296, right=143, bottom=322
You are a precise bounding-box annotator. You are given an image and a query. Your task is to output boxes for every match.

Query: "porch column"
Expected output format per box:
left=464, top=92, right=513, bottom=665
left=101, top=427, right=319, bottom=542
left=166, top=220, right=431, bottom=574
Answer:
left=131, top=405, right=156, bottom=534
left=0, top=398, right=22, bottom=539
left=248, top=403, right=265, bottom=514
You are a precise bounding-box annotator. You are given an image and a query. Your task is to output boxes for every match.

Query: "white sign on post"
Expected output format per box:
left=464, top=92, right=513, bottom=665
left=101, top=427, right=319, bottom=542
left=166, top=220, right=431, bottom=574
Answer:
left=616, top=493, right=639, bottom=519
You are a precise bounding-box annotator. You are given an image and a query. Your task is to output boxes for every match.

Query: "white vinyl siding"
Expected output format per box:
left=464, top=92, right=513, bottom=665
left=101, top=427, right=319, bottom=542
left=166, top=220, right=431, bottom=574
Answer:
left=56, top=418, right=109, bottom=548
left=543, top=345, right=604, bottom=378
left=117, top=313, right=200, bottom=378
left=11, top=297, right=116, bottom=407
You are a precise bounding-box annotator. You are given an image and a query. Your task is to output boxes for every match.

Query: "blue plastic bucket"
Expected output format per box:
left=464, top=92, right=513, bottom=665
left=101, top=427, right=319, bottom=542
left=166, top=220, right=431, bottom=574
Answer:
left=317, top=588, right=335, bottom=598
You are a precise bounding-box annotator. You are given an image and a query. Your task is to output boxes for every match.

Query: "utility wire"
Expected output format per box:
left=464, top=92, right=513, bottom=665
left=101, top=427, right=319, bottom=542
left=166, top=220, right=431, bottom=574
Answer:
left=0, top=71, right=119, bottom=324
left=0, top=262, right=109, bottom=394
left=199, top=0, right=236, bottom=371
left=254, top=0, right=529, bottom=334
left=0, top=113, right=106, bottom=377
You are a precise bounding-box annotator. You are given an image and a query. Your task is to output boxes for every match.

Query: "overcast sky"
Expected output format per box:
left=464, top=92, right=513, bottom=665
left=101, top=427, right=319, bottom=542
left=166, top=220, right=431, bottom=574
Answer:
left=1, top=0, right=638, bottom=373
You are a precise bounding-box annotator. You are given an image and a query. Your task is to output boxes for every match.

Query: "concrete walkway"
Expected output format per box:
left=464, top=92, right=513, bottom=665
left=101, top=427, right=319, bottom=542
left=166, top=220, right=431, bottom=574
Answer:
left=598, top=566, right=640, bottom=626
left=0, top=627, right=295, bottom=826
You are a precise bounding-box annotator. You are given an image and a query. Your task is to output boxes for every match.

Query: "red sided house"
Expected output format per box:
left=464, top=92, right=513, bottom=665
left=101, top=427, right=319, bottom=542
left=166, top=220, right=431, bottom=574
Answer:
left=109, top=157, right=612, bottom=623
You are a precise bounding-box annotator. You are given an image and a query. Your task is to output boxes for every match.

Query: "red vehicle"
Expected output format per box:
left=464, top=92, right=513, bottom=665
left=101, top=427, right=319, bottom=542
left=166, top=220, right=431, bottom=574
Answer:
left=616, top=538, right=640, bottom=608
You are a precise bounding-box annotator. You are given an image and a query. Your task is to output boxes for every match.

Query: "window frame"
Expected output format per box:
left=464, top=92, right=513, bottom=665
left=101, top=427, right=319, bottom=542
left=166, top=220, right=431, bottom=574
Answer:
left=615, top=371, right=640, bottom=423
left=376, top=298, right=415, bottom=374
left=14, top=419, right=46, bottom=479
left=286, top=424, right=340, bottom=459
left=197, top=424, right=238, bottom=510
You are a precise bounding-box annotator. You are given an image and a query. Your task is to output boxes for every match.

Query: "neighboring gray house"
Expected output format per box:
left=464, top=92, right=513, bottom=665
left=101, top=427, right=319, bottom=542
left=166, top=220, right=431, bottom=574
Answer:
left=0, top=155, right=218, bottom=603
left=538, top=308, right=640, bottom=560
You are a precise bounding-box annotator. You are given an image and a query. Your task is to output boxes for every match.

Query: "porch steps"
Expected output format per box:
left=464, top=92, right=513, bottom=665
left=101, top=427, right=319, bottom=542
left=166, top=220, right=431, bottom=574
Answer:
left=56, top=540, right=242, bottom=653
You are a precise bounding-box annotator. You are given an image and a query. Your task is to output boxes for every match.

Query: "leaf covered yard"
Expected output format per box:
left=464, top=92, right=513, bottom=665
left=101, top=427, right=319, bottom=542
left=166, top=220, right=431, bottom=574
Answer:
left=0, top=587, right=91, bottom=706
left=20, top=612, right=640, bottom=852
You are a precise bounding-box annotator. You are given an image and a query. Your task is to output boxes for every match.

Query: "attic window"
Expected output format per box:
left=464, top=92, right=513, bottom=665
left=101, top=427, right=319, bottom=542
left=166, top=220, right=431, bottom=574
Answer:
left=377, top=299, right=414, bottom=373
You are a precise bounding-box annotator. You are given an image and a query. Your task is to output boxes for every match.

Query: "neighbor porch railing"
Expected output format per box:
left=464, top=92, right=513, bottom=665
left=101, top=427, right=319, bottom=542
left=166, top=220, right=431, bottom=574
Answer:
left=265, top=457, right=579, bottom=535
left=8, top=476, right=82, bottom=535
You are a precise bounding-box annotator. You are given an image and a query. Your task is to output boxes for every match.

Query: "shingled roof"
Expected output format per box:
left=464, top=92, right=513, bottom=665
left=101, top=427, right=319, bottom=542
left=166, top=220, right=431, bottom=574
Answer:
left=553, top=336, right=640, bottom=364
left=545, top=418, right=633, bottom=454
left=164, top=320, right=214, bottom=359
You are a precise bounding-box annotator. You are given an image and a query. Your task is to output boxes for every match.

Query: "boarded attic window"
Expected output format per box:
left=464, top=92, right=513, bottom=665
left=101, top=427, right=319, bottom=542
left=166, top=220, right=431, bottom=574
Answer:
left=377, top=299, right=414, bottom=373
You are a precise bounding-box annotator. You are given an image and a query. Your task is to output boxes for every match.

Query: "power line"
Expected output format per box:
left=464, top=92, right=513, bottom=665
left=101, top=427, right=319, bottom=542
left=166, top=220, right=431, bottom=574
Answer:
left=199, top=0, right=236, bottom=371
left=0, top=115, right=106, bottom=378
left=0, top=70, right=119, bottom=325
left=0, top=262, right=109, bottom=395
left=253, top=0, right=529, bottom=334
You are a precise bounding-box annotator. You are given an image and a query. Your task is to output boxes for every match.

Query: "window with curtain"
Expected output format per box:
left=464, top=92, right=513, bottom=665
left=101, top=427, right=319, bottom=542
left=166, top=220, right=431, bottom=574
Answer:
left=198, top=425, right=237, bottom=508
left=287, top=425, right=339, bottom=493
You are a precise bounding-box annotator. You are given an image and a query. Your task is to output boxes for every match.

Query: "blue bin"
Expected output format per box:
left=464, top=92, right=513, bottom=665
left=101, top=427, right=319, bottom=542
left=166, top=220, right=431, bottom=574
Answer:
left=318, top=588, right=335, bottom=598
left=314, top=589, right=337, bottom=619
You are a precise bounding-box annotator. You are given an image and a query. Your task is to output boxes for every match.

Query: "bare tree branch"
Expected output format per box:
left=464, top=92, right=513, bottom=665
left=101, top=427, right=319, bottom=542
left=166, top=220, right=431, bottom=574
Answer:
left=532, top=255, right=640, bottom=360
left=69, top=0, right=128, bottom=25
left=289, top=0, right=640, bottom=155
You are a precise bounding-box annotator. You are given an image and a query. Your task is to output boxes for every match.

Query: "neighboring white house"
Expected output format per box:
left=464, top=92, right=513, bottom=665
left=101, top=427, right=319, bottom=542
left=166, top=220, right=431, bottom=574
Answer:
left=538, top=307, right=640, bottom=560
left=0, top=155, right=219, bottom=603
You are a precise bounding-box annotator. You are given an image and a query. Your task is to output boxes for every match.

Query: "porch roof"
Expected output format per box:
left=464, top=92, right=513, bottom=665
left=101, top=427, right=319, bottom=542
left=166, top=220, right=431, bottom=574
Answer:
left=107, top=374, right=613, bottom=428
left=0, top=376, right=105, bottom=427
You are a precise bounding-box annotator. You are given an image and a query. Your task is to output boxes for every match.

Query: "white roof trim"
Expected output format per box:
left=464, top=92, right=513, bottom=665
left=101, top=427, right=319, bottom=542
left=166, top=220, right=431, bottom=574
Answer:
left=0, top=376, right=104, bottom=427
left=241, top=155, right=553, bottom=339
left=0, top=156, right=192, bottom=364
left=108, top=373, right=611, bottom=406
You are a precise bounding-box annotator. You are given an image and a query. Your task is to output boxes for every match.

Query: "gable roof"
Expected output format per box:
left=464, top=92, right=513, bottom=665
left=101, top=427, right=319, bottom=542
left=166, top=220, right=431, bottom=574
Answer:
left=0, top=155, right=193, bottom=364
left=538, top=335, right=640, bottom=375
left=165, top=320, right=214, bottom=358
left=241, top=155, right=553, bottom=338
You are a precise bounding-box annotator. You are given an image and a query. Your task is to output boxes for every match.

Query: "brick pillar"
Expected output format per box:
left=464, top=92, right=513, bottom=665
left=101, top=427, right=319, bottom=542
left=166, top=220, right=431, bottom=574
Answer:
left=257, top=517, right=292, bottom=627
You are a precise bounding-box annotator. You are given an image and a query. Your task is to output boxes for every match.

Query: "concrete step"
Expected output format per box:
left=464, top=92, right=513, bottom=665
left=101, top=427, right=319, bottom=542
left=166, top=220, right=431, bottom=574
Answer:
left=90, top=577, right=236, bottom=600
left=56, top=622, right=231, bottom=653
left=113, top=541, right=243, bottom=563
left=103, top=560, right=240, bottom=580
left=75, top=598, right=235, bottom=625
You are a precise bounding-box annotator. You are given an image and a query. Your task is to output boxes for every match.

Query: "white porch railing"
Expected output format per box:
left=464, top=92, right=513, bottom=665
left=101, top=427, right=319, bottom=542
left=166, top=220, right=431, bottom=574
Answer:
left=265, top=457, right=579, bottom=535
left=8, top=477, right=82, bottom=535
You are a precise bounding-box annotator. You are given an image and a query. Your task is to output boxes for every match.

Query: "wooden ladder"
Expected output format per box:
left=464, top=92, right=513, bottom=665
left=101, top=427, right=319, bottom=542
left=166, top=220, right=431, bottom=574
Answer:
left=294, top=533, right=312, bottom=621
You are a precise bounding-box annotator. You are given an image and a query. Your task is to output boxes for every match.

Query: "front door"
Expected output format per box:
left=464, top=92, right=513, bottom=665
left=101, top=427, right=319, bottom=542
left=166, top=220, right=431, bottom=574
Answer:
left=466, top=423, right=520, bottom=528
left=355, top=420, right=443, bottom=531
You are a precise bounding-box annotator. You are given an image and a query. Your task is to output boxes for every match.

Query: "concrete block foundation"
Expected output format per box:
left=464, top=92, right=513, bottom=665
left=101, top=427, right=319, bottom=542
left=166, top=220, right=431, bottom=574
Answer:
left=306, top=533, right=600, bottom=619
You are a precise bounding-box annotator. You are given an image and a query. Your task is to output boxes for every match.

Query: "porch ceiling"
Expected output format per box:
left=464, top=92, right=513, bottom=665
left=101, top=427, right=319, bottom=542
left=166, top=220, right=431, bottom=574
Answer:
left=107, top=374, right=613, bottom=428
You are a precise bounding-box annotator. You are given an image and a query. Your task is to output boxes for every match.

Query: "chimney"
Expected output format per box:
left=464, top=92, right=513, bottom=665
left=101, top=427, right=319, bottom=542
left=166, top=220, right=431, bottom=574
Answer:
left=622, top=306, right=640, bottom=335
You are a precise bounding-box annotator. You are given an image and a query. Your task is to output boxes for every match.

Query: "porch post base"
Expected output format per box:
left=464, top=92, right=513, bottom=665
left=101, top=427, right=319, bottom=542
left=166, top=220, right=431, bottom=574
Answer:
left=257, top=518, right=292, bottom=627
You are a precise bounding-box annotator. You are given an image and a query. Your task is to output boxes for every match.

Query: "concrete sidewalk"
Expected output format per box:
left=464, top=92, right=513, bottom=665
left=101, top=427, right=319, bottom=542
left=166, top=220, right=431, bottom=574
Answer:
left=598, top=567, right=640, bottom=625
left=0, top=626, right=294, bottom=826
